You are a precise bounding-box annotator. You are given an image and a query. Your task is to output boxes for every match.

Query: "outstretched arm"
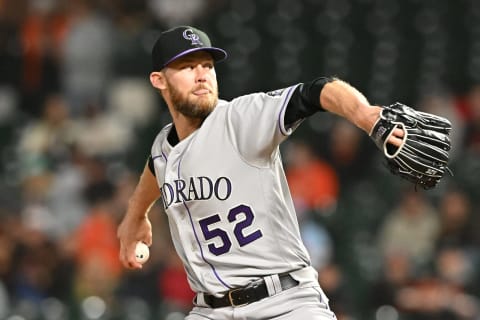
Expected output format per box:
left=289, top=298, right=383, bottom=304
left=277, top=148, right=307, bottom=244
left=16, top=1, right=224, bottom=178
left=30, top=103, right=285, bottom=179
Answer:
left=320, top=79, right=404, bottom=147
left=117, top=163, right=161, bottom=269
left=318, top=78, right=452, bottom=189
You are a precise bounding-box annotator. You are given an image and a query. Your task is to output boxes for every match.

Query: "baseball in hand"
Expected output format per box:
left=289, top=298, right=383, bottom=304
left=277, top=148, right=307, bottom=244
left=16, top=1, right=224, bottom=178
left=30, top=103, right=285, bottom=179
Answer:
left=135, top=242, right=150, bottom=264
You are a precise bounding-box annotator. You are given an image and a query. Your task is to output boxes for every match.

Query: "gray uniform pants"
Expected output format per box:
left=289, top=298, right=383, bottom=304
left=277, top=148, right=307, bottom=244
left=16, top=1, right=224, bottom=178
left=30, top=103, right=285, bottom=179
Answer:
left=186, top=269, right=337, bottom=320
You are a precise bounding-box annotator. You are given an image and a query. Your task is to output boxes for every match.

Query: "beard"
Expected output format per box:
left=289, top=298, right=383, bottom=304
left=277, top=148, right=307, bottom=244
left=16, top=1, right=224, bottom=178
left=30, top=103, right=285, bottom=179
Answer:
left=166, top=79, right=218, bottom=120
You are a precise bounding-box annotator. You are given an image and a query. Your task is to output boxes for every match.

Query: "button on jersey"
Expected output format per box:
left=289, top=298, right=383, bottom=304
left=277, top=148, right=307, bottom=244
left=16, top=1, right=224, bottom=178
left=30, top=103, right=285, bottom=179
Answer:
left=151, top=84, right=312, bottom=295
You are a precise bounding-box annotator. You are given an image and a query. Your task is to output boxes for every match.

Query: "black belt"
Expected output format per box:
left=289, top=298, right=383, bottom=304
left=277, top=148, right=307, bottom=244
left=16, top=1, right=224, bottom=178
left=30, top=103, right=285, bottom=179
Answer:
left=202, top=274, right=299, bottom=308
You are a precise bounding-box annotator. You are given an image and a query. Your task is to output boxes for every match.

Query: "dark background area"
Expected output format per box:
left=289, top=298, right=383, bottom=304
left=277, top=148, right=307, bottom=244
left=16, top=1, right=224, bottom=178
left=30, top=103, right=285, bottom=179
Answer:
left=0, top=0, right=479, bottom=319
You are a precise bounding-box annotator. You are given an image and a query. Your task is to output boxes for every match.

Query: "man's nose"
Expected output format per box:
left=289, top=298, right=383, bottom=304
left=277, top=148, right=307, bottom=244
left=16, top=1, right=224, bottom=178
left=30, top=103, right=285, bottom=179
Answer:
left=195, top=66, right=208, bottom=82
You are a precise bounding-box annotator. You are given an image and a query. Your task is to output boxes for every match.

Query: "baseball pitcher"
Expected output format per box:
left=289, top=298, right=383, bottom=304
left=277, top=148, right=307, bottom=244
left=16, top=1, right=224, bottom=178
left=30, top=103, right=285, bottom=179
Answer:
left=117, top=26, right=451, bottom=320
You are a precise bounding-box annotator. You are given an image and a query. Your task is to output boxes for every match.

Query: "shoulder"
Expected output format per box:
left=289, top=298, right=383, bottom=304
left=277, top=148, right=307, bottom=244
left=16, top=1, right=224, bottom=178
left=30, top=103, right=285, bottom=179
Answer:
left=151, top=123, right=173, bottom=149
left=231, top=86, right=300, bottom=105
left=218, top=86, right=299, bottom=107
left=209, top=86, right=300, bottom=121
left=209, top=96, right=264, bottom=115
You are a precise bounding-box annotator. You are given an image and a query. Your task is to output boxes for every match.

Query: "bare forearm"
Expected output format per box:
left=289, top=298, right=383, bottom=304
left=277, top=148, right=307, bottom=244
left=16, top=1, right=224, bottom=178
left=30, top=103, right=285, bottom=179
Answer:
left=126, top=165, right=161, bottom=219
left=320, top=79, right=381, bottom=134
left=118, top=164, right=160, bottom=268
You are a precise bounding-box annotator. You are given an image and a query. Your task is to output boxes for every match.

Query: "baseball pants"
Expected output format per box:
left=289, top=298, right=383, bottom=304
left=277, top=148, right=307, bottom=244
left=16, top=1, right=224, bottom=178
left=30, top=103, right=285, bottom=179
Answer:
left=186, top=275, right=337, bottom=319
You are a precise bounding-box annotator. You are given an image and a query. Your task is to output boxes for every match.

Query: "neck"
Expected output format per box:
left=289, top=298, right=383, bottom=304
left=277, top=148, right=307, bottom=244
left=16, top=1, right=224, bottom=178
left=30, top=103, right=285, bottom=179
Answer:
left=172, top=113, right=204, bottom=141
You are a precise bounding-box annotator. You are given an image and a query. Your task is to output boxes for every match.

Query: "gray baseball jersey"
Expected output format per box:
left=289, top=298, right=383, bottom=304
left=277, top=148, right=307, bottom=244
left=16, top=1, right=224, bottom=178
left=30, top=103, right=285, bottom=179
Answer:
left=150, top=84, right=315, bottom=296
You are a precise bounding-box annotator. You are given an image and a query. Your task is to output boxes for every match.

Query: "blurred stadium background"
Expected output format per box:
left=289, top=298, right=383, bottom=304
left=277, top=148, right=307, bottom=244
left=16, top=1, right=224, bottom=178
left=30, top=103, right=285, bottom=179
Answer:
left=0, top=0, right=479, bottom=319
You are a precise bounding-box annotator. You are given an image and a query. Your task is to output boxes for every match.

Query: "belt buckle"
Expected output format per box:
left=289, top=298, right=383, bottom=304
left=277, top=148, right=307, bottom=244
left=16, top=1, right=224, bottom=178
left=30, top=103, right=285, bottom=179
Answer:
left=228, top=288, right=248, bottom=307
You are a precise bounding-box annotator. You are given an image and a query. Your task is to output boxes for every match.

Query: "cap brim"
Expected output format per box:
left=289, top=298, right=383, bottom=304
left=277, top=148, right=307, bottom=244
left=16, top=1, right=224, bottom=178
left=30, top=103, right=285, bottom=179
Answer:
left=163, top=47, right=227, bottom=68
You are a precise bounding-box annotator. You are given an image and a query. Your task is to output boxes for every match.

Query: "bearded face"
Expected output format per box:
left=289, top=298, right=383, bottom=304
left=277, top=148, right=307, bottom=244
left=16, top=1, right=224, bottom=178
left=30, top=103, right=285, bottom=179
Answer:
left=166, top=76, right=219, bottom=120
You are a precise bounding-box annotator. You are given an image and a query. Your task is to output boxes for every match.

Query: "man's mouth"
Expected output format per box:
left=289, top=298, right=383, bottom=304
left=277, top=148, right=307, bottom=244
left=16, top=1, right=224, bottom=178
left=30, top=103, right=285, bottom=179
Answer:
left=192, top=87, right=211, bottom=96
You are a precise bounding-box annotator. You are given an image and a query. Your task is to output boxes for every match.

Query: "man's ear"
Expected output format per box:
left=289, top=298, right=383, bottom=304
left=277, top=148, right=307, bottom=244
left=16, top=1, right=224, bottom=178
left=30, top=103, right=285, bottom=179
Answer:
left=150, top=71, right=166, bottom=90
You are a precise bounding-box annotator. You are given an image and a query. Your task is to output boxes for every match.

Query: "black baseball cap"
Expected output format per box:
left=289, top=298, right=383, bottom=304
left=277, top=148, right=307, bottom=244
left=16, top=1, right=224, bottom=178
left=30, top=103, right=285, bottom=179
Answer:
left=151, top=26, right=227, bottom=71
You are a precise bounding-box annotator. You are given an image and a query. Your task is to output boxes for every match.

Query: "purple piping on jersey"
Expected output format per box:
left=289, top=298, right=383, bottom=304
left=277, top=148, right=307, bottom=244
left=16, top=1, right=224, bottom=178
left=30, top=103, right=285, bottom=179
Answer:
left=152, top=155, right=164, bottom=192
left=177, top=155, right=232, bottom=290
left=152, top=155, right=163, bottom=161
left=277, top=85, right=296, bottom=136
left=161, top=151, right=168, bottom=161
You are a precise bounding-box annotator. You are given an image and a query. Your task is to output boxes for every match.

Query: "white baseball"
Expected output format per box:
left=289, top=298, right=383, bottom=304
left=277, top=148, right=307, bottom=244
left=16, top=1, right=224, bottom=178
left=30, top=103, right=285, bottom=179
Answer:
left=135, top=242, right=150, bottom=264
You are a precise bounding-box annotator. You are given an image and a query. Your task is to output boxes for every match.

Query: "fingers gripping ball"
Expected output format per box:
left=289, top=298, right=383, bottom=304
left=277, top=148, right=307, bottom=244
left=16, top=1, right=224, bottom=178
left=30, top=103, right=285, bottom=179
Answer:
left=135, top=242, right=150, bottom=264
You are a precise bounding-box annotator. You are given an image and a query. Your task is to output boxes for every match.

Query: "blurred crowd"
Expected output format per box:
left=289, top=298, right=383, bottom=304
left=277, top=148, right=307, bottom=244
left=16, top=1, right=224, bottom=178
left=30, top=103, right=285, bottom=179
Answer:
left=0, top=0, right=479, bottom=320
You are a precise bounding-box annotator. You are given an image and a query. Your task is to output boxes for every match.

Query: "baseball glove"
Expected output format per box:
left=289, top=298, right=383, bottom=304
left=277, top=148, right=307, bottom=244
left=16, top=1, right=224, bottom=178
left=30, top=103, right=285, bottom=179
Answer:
left=370, top=102, right=452, bottom=189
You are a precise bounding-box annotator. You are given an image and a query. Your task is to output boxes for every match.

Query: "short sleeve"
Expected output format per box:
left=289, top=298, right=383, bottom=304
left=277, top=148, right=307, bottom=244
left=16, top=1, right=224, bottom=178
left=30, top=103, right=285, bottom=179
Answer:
left=225, top=84, right=300, bottom=166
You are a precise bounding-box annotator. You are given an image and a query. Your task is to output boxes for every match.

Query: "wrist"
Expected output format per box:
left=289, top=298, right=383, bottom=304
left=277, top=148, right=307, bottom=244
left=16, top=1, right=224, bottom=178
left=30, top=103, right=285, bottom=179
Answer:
left=357, top=105, right=382, bottom=134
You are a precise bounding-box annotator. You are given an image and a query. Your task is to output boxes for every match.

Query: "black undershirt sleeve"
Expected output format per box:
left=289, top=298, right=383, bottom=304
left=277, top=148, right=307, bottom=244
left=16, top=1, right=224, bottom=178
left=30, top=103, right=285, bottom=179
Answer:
left=147, top=155, right=156, bottom=177
left=284, top=77, right=336, bottom=127
left=147, top=126, right=180, bottom=177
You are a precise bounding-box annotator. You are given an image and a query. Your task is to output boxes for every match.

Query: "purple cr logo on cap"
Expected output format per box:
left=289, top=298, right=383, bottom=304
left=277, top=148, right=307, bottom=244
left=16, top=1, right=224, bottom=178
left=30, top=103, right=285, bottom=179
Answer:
left=151, top=26, right=227, bottom=70
left=182, top=29, right=203, bottom=46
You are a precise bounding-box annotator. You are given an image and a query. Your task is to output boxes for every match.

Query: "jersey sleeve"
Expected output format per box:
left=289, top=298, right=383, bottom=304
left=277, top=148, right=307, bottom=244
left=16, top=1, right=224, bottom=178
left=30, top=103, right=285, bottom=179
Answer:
left=225, top=84, right=300, bottom=166
left=149, top=123, right=172, bottom=183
